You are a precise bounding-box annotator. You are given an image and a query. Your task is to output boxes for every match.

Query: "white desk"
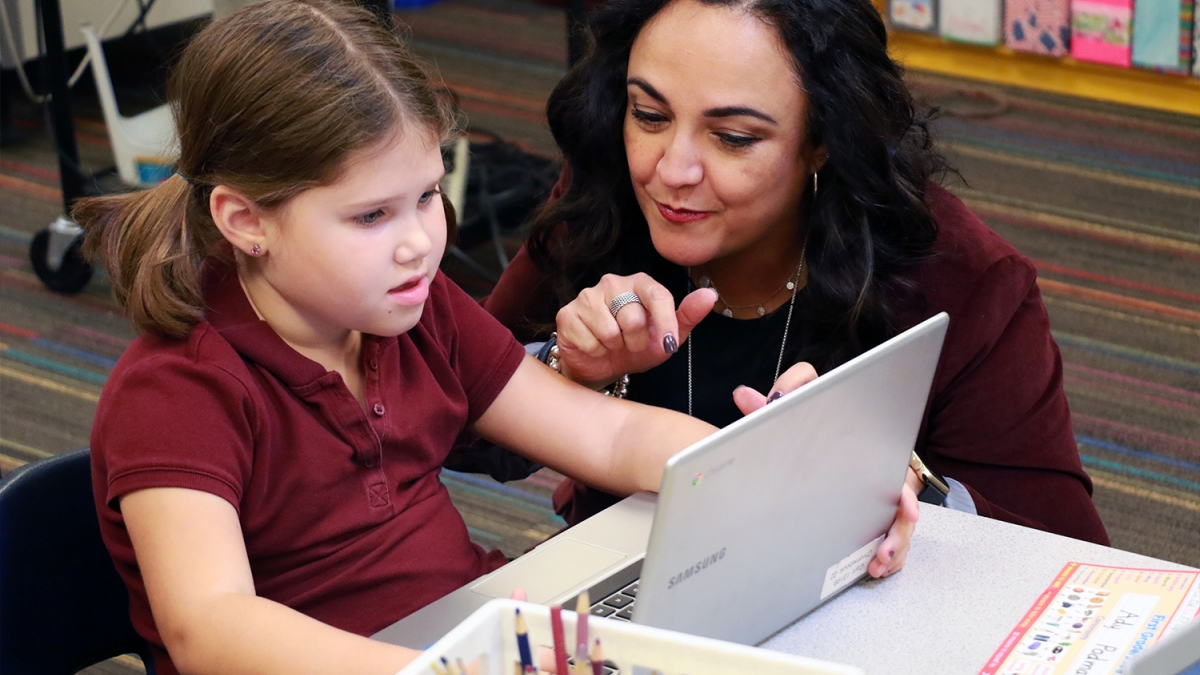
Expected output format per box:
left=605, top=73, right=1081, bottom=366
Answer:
left=762, top=505, right=1195, bottom=674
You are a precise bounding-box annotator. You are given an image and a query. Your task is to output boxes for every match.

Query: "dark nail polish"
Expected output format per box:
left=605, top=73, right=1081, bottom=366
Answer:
left=766, top=391, right=783, bottom=403
left=663, top=334, right=678, bottom=354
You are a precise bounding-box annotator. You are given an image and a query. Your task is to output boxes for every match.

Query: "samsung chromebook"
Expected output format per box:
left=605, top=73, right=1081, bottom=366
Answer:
left=374, top=312, right=949, bottom=649
left=1128, top=618, right=1200, bottom=675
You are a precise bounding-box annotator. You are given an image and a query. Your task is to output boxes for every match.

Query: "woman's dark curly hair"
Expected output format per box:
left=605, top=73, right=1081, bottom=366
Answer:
left=527, top=0, right=949, bottom=373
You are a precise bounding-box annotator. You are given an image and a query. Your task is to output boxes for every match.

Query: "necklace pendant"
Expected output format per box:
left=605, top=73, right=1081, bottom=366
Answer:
left=756, top=306, right=766, bottom=316
left=699, top=275, right=711, bottom=288
left=722, top=308, right=733, bottom=317
left=786, top=281, right=795, bottom=290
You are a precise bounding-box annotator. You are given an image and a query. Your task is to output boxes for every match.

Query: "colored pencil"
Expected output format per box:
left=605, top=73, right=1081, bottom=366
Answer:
left=590, top=639, right=604, bottom=675
left=575, top=591, right=590, bottom=654
left=551, top=604, right=570, bottom=675
left=443, top=656, right=460, bottom=675
left=573, top=642, right=590, bottom=675
left=515, top=608, right=534, bottom=672
left=430, top=658, right=448, bottom=675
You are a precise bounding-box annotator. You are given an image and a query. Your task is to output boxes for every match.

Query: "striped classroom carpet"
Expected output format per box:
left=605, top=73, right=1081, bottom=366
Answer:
left=0, top=2, right=1197, bottom=672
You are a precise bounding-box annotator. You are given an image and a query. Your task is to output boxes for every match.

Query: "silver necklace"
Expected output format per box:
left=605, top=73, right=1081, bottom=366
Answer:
left=696, top=260, right=801, bottom=317
left=685, top=244, right=806, bottom=417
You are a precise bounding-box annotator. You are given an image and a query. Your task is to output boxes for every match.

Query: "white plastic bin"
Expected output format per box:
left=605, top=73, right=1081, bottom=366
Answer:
left=395, top=599, right=862, bottom=675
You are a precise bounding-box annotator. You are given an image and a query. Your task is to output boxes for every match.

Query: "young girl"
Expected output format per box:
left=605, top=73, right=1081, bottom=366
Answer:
left=76, top=2, right=915, bottom=675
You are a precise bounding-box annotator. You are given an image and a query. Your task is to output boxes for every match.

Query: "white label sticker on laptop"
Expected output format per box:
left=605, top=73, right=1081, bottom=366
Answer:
left=821, top=534, right=885, bottom=600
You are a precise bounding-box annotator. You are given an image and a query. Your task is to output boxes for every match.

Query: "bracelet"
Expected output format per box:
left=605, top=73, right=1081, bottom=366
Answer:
left=607, top=374, right=630, bottom=399
left=543, top=333, right=629, bottom=399
left=544, top=333, right=563, bottom=373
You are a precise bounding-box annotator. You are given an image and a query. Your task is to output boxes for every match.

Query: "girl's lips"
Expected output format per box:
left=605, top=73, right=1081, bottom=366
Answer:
left=387, top=275, right=430, bottom=306
left=656, top=201, right=710, bottom=223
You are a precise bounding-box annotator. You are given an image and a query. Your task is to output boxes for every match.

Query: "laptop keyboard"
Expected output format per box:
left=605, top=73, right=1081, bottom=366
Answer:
left=588, top=581, right=639, bottom=621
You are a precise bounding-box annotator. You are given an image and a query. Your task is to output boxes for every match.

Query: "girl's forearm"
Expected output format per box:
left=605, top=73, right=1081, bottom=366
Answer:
left=609, top=401, right=715, bottom=493
left=165, top=592, right=419, bottom=675
left=473, top=357, right=716, bottom=496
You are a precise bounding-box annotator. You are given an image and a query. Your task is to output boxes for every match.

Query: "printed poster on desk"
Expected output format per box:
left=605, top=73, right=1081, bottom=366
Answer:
left=1131, top=0, right=1196, bottom=74
left=1005, top=0, right=1072, bottom=56
left=1071, top=0, right=1134, bottom=66
left=940, top=0, right=1004, bottom=44
left=979, top=563, right=1200, bottom=675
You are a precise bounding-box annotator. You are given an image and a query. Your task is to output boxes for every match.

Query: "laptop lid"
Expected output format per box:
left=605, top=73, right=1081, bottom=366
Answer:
left=1128, top=618, right=1200, bottom=675
left=632, top=312, right=949, bottom=645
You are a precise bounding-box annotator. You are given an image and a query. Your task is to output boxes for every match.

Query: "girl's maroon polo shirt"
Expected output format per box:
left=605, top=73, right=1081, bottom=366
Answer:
left=91, top=257, right=525, bottom=675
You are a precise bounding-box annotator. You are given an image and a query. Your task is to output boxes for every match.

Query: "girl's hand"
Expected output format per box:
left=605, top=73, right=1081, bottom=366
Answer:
left=867, top=477, right=919, bottom=579
left=555, top=273, right=717, bottom=387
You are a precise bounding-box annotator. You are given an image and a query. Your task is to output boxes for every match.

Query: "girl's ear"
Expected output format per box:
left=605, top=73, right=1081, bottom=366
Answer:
left=210, top=186, right=267, bottom=257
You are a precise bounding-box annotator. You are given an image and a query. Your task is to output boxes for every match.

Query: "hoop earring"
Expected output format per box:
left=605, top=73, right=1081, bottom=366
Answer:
left=812, top=172, right=818, bottom=196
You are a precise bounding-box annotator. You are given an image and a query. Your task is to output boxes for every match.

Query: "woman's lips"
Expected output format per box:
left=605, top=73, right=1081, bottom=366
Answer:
left=387, top=275, right=429, bottom=306
left=656, top=201, right=710, bottom=223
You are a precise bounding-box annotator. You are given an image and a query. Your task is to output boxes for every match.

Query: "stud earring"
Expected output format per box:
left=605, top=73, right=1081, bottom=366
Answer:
left=250, top=244, right=262, bottom=256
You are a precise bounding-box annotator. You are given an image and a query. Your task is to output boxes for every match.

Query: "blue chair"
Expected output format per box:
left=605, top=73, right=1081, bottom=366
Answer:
left=0, top=449, right=156, bottom=675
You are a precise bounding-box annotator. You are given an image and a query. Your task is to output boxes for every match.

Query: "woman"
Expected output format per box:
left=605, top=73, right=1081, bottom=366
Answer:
left=481, top=0, right=1107, bottom=545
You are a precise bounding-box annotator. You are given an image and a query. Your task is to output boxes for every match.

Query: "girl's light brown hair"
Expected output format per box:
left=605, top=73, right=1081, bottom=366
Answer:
left=75, top=0, right=459, bottom=338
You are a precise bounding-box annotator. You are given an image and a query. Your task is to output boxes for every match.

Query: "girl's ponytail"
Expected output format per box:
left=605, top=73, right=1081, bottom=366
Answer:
left=75, top=174, right=222, bottom=338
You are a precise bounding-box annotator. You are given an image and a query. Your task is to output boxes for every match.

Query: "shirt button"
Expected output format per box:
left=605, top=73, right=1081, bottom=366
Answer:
left=373, top=403, right=385, bottom=416
left=364, top=457, right=378, bottom=469
left=369, top=358, right=378, bottom=371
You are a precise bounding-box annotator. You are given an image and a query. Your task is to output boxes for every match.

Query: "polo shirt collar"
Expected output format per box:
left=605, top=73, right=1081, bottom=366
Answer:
left=201, top=253, right=346, bottom=391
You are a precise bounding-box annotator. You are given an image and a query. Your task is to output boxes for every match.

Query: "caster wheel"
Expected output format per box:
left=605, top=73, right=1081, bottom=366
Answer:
left=30, top=228, right=93, bottom=294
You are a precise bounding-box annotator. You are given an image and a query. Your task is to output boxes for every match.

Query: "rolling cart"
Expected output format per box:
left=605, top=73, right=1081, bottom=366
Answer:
left=22, top=0, right=94, bottom=293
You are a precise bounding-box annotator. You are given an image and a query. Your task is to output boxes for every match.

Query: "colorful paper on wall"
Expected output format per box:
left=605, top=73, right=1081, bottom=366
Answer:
left=1132, top=0, right=1196, bottom=73
left=1071, top=0, right=1134, bottom=66
left=1005, top=0, right=1072, bottom=55
left=940, top=0, right=1004, bottom=44
left=890, top=0, right=938, bottom=32
left=978, top=562, right=1200, bottom=675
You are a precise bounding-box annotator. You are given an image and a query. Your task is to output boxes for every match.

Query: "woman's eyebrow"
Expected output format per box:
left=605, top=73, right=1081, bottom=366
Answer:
left=704, top=106, right=777, bottom=125
left=628, top=78, right=776, bottom=125
left=628, top=77, right=668, bottom=104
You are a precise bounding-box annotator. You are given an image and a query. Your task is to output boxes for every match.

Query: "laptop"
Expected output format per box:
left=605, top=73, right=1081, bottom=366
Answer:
left=1128, top=617, right=1200, bottom=675
left=374, top=312, right=949, bottom=648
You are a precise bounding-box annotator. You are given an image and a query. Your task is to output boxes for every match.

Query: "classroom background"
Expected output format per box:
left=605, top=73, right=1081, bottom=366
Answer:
left=0, top=0, right=1197, bottom=673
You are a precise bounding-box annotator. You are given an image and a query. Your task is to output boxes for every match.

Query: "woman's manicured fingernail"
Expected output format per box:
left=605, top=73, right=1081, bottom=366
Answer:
left=766, top=391, right=783, bottom=403
left=663, top=334, right=678, bottom=354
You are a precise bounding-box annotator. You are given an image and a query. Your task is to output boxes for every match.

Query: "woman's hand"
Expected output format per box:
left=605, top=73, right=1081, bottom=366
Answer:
left=555, top=273, right=717, bottom=387
left=867, top=477, right=919, bottom=578
left=731, top=362, right=819, bottom=414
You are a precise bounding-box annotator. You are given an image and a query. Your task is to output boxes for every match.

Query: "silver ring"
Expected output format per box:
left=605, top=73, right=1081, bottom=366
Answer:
left=608, top=291, right=643, bottom=318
